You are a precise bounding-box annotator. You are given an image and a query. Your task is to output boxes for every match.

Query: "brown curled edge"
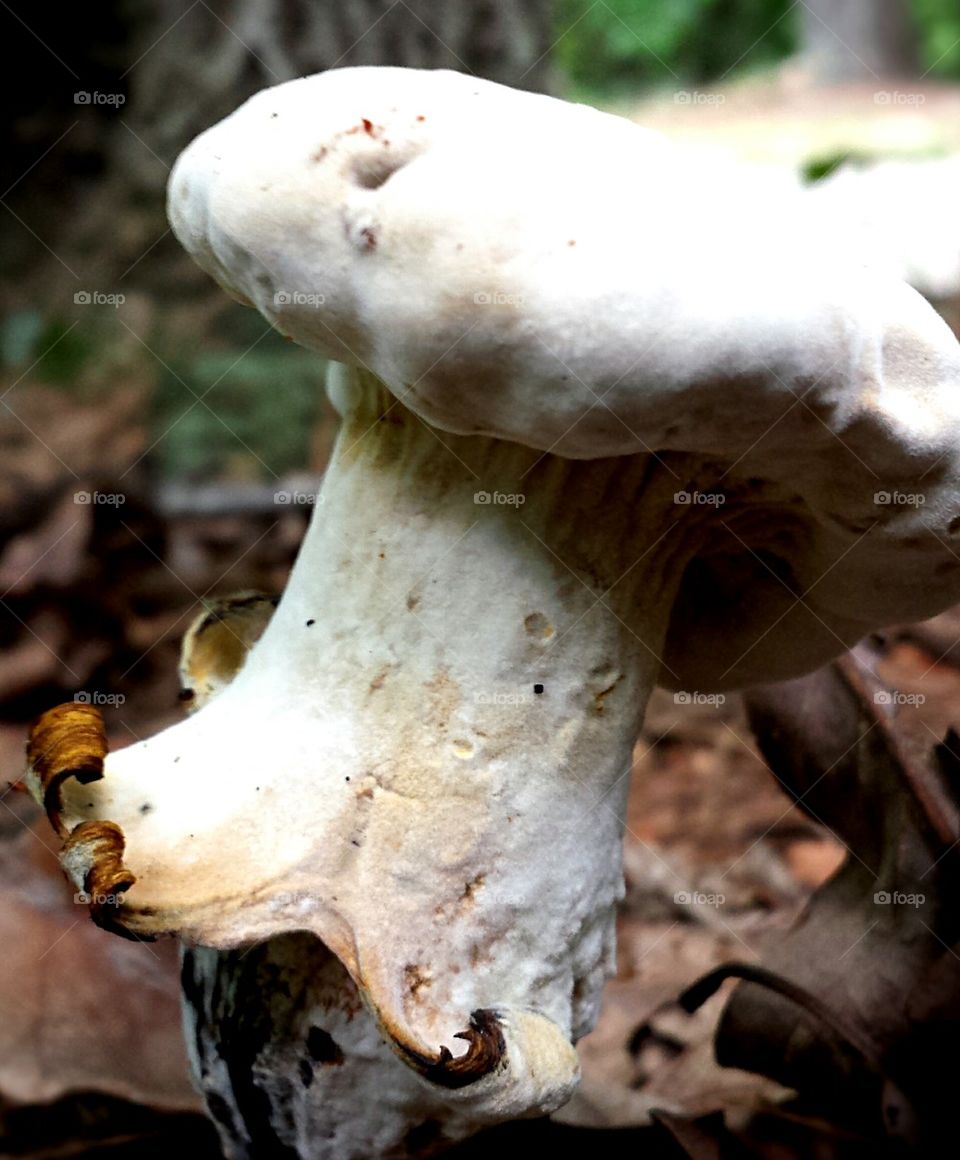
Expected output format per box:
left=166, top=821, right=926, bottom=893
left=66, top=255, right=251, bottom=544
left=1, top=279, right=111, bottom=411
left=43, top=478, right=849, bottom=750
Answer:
left=26, top=704, right=139, bottom=939
left=27, top=703, right=109, bottom=837
left=62, top=819, right=139, bottom=940
left=390, top=1009, right=507, bottom=1090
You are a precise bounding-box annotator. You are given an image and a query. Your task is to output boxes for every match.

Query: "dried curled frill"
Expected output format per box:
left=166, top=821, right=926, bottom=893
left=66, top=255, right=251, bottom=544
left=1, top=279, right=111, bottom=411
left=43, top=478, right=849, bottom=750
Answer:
left=404, top=1009, right=506, bottom=1090
left=26, top=703, right=108, bottom=838
left=25, top=705, right=136, bottom=937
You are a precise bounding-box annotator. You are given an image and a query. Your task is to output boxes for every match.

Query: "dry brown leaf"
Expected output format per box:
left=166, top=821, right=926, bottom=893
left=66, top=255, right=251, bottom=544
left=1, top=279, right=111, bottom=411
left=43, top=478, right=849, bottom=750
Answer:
left=0, top=802, right=199, bottom=1112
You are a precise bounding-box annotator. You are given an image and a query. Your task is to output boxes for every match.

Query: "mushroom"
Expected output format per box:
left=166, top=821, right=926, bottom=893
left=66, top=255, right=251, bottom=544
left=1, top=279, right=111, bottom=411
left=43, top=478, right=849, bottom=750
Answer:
left=27, top=67, right=960, bottom=1156
left=805, top=154, right=960, bottom=303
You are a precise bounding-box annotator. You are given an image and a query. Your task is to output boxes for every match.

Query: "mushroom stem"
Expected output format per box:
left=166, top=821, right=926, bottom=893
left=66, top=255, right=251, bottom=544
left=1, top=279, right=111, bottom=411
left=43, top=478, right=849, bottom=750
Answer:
left=40, top=365, right=715, bottom=1149
left=182, top=937, right=582, bottom=1156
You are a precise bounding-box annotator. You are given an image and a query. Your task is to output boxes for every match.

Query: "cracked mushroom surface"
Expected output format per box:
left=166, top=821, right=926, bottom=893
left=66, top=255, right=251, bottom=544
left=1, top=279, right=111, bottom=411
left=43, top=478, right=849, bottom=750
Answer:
left=28, top=67, right=960, bottom=1157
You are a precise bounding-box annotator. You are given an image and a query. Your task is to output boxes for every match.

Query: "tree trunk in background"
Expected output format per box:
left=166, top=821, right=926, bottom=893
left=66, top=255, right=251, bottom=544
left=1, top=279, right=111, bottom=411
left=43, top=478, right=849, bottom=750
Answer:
left=2, top=0, right=555, bottom=306
left=134, top=0, right=555, bottom=165
left=800, top=0, right=919, bottom=83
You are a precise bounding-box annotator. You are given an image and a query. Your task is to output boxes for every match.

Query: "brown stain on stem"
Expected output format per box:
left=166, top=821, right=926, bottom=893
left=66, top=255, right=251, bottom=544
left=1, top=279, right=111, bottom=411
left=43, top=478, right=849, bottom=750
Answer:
left=460, top=873, right=485, bottom=909
left=404, top=963, right=433, bottom=999
left=593, top=674, right=625, bottom=716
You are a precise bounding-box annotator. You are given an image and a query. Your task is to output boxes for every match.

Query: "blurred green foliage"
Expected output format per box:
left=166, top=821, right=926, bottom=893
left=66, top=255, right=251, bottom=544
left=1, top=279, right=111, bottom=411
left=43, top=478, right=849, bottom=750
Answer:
left=914, top=0, right=960, bottom=77
left=151, top=341, right=325, bottom=480
left=0, top=311, right=47, bottom=370
left=3, top=310, right=326, bottom=481
left=554, top=0, right=795, bottom=93
left=556, top=0, right=960, bottom=93
left=1, top=313, right=97, bottom=385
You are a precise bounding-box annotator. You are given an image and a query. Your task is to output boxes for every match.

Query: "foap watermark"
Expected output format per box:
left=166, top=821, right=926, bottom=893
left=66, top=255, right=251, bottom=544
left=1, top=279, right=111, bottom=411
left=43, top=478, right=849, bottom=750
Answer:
left=74, top=490, right=125, bottom=506
left=674, top=489, right=726, bottom=507
left=475, top=690, right=533, bottom=707
left=274, top=289, right=326, bottom=306
left=74, top=91, right=126, bottom=107
left=74, top=691, right=126, bottom=707
left=474, top=490, right=525, bottom=507
left=674, top=691, right=726, bottom=707
left=674, top=90, right=725, bottom=106
left=874, top=690, right=926, bottom=707
left=75, top=890, right=127, bottom=905
left=474, top=291, right=524, bottom=307
left=74, top=290, right=125, bottom=308
left=675, top=890, right=726, bottom=908
left=874, top=490, right=925, bottom=507
left=874, top=890, right=925, bottom=908
left=269, top=890, right=314, bottom=914
left=275, top=490, right=323, bottom=506
left=874, top=90, right=925, bottom=106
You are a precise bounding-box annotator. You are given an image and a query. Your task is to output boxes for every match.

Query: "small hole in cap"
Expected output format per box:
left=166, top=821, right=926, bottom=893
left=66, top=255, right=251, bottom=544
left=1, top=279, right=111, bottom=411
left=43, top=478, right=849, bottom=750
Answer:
left=353, top=155, right=407, bottom=190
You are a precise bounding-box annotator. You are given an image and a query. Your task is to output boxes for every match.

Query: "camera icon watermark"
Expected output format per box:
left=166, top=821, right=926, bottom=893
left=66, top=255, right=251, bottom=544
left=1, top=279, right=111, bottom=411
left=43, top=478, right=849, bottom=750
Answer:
left=873, top=490, right=925, bottom=507
left=473, top=490, right=525, bottom=507
left=674, top=90, right=725, bottom=106
left=473, top=290, right=524, bottom=307
left=674, top=490, right=726, bottom=507
left=74, top=290, right=125, bottom=308
left=674, top=890, right=726, bottom=907
left=273, top=289, right=326, bottom=306
left=874, top=889, right=924, bottom=908
left=75, top=890, right=127, bottom=905
left=74, top=491, right=126, bottom=506
left=874, top=690, right=926, bottom=707
left=475, top=690, right=533, bottom=706
left=274, top=490, right=323, bottom=506
left=673, top=691, right=726, bottom=707
left=74, top=691, right=126, bottom=707
left=874, top=90, right=925, bottom=106
left=74, top=91, right=126, bottom=107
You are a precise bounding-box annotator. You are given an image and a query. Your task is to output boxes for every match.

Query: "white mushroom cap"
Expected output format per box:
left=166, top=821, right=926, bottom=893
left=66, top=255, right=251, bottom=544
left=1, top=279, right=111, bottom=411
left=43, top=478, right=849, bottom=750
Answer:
left=806, top=154, right=960, bottom=302
left=169, top=66, right=960, bottom=689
